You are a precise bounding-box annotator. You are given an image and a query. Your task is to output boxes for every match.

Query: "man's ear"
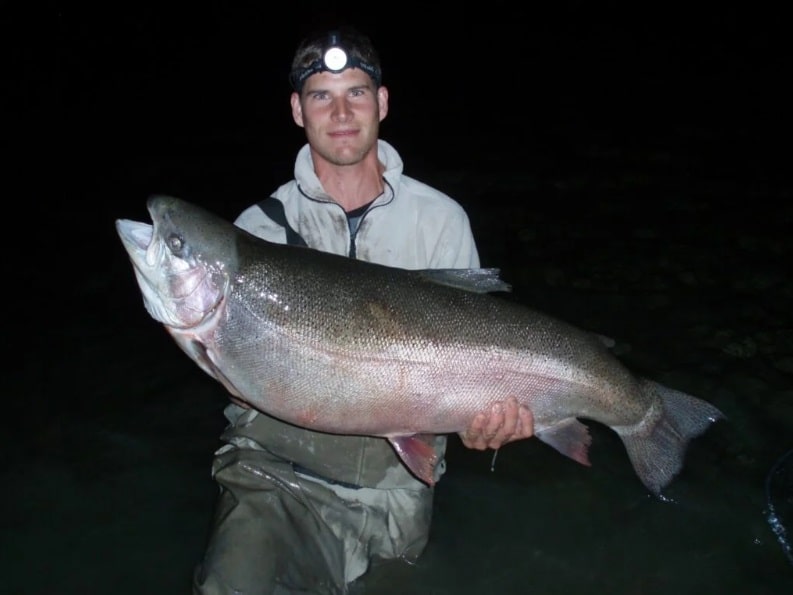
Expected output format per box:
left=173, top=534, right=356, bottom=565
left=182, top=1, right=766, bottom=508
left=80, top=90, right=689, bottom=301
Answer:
left=377, top=86, right=389, bottom=122
left=291, top=92, right=304, bottom=127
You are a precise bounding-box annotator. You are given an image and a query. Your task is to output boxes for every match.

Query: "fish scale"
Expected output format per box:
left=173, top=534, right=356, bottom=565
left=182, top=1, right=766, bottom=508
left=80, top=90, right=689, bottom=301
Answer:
left=116, top=195, right=724, bottom=496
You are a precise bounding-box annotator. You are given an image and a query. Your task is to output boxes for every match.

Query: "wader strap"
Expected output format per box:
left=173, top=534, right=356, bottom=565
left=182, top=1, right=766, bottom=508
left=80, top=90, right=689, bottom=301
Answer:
left=257, top=197, right=308, bottom=247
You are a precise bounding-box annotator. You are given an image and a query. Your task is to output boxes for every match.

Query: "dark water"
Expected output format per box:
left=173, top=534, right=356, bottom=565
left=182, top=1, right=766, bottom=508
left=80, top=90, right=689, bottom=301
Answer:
left=7, top=4, right=792, bottom=594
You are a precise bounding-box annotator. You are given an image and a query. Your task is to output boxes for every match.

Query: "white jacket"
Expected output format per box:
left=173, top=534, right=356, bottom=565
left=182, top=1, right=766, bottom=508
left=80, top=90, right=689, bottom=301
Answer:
left=235, top=139, right=480, bottom=269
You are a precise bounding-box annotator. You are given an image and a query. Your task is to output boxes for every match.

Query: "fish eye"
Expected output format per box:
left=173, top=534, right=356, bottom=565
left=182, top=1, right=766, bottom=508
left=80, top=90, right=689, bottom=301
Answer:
left=167, top=233, right=184, bottom=254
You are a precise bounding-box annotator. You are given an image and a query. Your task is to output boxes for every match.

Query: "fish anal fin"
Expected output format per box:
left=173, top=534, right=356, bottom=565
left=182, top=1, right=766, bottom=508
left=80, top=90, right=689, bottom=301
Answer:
left=388, top=434, right=439, bottom=486
left=536, top=418, right=592, bottom=467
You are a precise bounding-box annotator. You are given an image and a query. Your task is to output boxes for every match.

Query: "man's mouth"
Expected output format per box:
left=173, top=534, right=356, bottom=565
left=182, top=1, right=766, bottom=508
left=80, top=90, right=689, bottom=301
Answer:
left=329, top=129, right=358, bottom=138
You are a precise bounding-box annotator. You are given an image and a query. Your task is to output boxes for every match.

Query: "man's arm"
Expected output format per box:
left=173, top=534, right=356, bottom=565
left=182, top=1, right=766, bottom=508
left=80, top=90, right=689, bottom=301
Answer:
left=459, top=397, right=534, bottom=450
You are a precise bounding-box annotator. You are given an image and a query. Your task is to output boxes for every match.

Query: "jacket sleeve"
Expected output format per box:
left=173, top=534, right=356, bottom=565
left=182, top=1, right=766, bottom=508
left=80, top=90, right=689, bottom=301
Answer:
left=234, top=203, right=288, bottom=243
left=429, top=207, right=481, bottom=269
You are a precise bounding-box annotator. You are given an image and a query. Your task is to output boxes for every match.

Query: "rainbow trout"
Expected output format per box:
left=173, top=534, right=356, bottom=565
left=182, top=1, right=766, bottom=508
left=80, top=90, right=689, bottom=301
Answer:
left=116, top=195, right=723, bottom=495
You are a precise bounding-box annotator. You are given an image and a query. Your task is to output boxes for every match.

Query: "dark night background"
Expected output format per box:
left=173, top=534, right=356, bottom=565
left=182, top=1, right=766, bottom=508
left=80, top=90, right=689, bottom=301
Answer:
left=6, top=3, right=793, bottom=594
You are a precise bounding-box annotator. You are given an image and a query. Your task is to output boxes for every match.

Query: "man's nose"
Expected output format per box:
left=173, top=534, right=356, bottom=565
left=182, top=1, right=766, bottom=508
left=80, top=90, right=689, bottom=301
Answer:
left=331, top=98, right=351, bottom=121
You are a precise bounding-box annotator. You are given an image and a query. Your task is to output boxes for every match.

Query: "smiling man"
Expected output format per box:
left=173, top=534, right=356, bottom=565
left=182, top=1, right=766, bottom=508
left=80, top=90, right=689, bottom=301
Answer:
left=292, top=53, right=387, bottom=175
left=193, top=25, right=534, bottom=595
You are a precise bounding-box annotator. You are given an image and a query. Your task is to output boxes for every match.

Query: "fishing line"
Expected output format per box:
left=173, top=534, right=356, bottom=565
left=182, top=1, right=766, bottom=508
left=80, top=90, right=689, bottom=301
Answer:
left=765, top=448, right=793, bottom=567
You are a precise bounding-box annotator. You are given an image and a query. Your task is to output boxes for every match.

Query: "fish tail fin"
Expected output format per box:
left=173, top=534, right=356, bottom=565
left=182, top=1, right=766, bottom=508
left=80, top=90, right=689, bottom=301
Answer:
left=619, top=379, right=724, bottom=496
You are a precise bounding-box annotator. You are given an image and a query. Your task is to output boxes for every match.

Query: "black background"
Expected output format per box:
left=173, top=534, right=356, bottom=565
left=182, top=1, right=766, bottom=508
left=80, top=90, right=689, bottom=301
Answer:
left=6, top=3, right=793, bottom=593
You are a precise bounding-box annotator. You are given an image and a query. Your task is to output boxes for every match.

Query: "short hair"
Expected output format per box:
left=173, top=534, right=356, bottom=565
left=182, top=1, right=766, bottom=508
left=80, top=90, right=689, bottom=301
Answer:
left=289, top=26, right=382, bottom=92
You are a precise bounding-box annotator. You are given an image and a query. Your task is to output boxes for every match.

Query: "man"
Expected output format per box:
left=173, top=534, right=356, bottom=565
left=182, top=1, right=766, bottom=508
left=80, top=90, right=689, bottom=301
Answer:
left=193, top=26, right=534, bottom=594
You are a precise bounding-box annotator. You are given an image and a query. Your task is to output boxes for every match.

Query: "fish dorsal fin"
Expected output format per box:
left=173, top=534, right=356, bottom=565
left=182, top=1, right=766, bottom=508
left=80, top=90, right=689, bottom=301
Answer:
left=415, top=268, right=512, bottom=294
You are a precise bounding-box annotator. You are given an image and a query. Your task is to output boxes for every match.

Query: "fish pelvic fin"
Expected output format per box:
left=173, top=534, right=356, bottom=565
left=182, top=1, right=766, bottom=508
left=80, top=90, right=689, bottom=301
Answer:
left=535, top=419, right=593, bottom=467
left=388, top=434, right=440, bottom=486
left=617, top=380, right=725, bottom=497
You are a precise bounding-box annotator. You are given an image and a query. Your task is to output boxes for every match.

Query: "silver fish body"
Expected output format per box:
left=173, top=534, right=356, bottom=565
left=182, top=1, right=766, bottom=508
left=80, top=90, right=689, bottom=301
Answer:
left=116, top=195, right=723, bottom=495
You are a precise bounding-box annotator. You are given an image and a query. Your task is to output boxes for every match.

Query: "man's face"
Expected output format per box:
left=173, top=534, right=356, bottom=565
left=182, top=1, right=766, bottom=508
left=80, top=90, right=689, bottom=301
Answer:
left=291, top=67, right=389, bottom=167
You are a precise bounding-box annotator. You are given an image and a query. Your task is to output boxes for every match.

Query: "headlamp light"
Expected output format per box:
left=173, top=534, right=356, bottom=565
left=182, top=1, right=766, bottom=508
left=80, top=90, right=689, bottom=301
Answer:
left=289, top=31, right=382, bottom=92
left=323, top=46, right=348, bottom=72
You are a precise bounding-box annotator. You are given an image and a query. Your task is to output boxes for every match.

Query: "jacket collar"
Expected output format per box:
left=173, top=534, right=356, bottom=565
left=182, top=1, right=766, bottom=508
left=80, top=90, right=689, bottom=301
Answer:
left=294, top=139, right=403, bottom=208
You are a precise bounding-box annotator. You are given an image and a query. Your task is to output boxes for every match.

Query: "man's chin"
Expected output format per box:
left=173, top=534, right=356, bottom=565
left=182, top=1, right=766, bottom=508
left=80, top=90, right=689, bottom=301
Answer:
left=327, top=147, right=369, bottom=166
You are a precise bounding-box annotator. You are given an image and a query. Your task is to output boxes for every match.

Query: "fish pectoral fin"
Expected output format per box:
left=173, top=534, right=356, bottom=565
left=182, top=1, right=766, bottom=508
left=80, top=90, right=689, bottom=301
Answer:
left=171, top=335, right=245, bottom=399
left=388, top=434, right=439, bottom=486
left=536, top=418, right=593, bottom=467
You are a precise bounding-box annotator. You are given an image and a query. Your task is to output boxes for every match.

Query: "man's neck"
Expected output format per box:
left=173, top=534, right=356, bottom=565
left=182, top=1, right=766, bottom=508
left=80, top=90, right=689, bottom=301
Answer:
left=313, top=151, right=385, bottom=212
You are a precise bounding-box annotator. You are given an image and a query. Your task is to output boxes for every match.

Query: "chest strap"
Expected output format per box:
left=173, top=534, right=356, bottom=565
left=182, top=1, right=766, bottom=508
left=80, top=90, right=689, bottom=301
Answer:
left=256, top=197, right=308, bottom=247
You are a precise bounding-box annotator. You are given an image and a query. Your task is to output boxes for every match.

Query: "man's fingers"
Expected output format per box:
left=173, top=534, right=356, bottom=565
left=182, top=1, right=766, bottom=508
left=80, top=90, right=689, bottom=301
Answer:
left=484, top=403, right=505, bottom=439
left=469, top=413, right=486, bottom=433
left=460, top=413, right=487, bottom=449
left=488, top=399, right=530, bottom=447
left=461, top=399, right=534, bottom=450
left=503, top=397, right=520, bottom=428
left=517, top=405, right=534, bottom=438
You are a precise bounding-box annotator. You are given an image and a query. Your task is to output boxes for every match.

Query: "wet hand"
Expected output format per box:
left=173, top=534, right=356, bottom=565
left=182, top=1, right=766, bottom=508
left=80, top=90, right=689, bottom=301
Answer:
left=459, top=396, right=534, bottom=450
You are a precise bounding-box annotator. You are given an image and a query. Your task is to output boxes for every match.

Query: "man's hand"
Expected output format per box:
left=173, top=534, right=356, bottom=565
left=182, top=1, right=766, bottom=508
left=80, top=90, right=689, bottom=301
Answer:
left=459, top=396, right=534, bottom=450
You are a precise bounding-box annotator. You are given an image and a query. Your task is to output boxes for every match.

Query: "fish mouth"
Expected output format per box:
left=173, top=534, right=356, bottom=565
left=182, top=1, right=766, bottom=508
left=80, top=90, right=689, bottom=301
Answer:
left=115, top=214, right=226, bottom=329
left=115, top=218, right=169, bottom=323
left=116, top=218, right=154, bottom=263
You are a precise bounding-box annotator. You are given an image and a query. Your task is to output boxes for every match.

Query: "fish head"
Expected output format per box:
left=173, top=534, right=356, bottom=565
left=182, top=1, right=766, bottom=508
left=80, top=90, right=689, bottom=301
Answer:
left=115, top=195, right=235, bottom=330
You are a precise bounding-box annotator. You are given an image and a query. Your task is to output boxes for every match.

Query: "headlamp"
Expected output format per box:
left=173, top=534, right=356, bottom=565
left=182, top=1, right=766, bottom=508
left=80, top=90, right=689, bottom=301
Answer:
left=289, top=31, right=382, bottom=91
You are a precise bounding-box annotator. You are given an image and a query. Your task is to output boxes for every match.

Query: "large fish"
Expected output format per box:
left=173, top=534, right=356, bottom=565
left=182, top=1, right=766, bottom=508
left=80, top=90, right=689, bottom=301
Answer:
left=116, top=195, right=723, bottom=496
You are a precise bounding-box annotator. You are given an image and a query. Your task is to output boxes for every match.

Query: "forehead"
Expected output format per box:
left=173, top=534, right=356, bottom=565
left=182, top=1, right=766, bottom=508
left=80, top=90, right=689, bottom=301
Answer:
left=302, top=68, right=375, bottom=93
